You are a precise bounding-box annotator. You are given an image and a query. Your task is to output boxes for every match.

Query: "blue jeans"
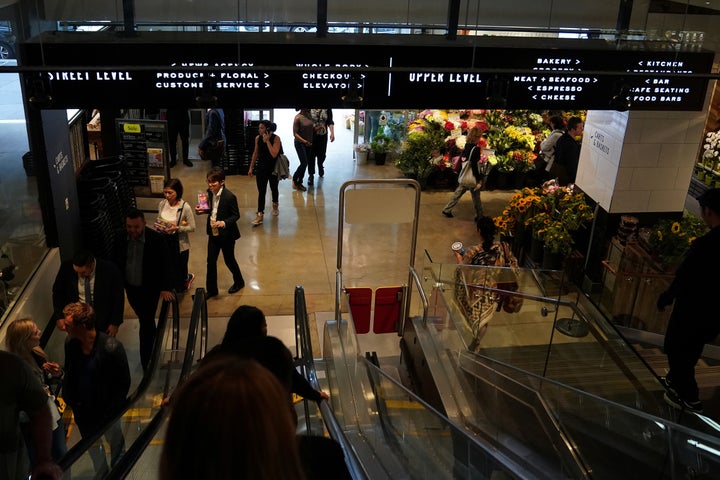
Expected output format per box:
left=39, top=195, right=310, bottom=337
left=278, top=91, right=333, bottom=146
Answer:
left=293, top=139, right=312, bottom=185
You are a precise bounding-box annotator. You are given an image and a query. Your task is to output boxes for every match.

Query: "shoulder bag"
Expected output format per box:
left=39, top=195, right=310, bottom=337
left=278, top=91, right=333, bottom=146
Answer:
left=457, top=146, right=478, bottom=188
left=495, top=242, right=523, bottom=313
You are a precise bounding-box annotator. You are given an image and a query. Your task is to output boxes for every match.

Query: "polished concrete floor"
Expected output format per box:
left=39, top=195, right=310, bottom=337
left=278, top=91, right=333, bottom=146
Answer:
left=162, top=108, right=516, bottom=324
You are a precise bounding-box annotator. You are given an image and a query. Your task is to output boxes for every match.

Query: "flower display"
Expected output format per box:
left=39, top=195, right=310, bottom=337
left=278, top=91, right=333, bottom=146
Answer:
left=703, top=129, right=720, bottom=162
left=493, top=181, right=594, bottom=256
left=647, top=212, right=707, bottom=269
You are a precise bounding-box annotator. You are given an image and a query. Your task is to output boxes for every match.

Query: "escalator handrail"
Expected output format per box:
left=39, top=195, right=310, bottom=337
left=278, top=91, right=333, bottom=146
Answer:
left=294, top=285, right=369, bottom=480
left=58, top=293, right=178, bottom=472
left=104, top=288, right=207, bottom=480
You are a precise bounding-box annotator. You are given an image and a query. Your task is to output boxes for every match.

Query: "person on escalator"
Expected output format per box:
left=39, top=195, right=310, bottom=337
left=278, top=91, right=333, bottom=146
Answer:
left=161, top=355, right=307, bottom=480
left=62, top=302, right=130, bottom=476
left=204, top=304, right=329, bottom=402
left=657, top=188, right=720, bottom=414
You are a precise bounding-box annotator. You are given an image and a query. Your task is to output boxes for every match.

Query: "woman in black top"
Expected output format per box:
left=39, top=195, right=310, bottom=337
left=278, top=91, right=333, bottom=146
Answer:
left=249, top=120, right=282, bottom=226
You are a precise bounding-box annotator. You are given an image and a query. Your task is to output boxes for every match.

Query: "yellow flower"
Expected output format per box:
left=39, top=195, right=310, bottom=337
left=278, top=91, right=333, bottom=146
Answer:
left=671, top=222, right=681, bottom=233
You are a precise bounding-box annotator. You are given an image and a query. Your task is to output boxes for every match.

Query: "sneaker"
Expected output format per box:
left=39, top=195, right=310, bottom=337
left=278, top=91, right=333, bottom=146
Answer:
left=251, top=213, right=263, bottom=226
left=272, top=203, right=279, bottom=216
left=659, top=376, right=678, bottom=396
left=184, top=273, right=196, bottom=291
left=442, top=211, right=454, bottom=218
left=296, top=184, right=307, bottom=192
left=663, top=391, right=704, bottom=413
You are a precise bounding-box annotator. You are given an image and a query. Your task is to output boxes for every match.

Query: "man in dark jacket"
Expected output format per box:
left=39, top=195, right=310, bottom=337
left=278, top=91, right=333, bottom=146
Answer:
left=52, top=250, right=124, bottom=336
left=63, top=302, right=130, bottom=476
left=114, top=208, right=175, bottom=370
left=549, top=116, right=583, bottom=186
left=658, top=188, right=720, bottom=413
left=196, top=167, right=245, bottom=298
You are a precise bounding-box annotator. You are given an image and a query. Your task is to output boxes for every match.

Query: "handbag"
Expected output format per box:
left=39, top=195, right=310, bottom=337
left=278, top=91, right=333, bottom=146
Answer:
left=495, top=242, right=523, bottom=313
left=458, top=146, right=478, bottom=188
left=200, top=139, right=225, bottom=161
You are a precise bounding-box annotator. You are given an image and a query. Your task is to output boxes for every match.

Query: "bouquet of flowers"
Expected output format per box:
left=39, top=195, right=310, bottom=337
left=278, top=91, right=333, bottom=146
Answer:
left=703, top=129, right=720, bottom=163
left=647, top=212, right=707, bottom=269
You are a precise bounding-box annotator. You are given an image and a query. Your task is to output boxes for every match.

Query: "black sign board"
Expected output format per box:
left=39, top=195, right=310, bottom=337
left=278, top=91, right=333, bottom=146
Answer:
left=20, top=32, right=715, bottom=111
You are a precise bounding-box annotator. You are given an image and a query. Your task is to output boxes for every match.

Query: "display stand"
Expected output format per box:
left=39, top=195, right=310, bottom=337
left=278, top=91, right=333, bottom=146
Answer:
left=115, top=118, right=170, bottom=211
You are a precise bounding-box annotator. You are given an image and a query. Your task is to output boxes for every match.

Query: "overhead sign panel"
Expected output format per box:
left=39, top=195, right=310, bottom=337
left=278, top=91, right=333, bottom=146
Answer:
left=20, top=32, right=714, bottom=110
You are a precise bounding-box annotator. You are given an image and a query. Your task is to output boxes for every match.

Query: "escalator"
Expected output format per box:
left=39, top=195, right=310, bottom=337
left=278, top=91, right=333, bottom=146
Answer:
left=314, top=271, right=720, bottom=478
left=56, top=289, right=207, bottom=479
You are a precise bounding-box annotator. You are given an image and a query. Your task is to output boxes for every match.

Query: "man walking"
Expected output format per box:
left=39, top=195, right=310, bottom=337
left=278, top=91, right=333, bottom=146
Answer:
left=196, top=167, right=244, bottom=298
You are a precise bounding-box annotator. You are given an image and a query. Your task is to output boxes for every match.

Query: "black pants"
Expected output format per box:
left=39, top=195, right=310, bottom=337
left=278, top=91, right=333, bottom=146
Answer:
left=206, top=235, right=243, bottom=294
left=72, top=408, right=125, bottom=475
left=124, top=284, right=159, bottom=369
left=167, top=119, right=189, bottom=164
left=255, top=170, right=279, bottom=213
left=310, top=134, right=328, bottom=175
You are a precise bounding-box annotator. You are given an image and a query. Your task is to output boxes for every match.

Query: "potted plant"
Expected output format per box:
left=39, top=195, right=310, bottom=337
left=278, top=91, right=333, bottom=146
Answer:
left=354, top=142, right=371, bottom=163
left=370, top=132, right=395, bottom=165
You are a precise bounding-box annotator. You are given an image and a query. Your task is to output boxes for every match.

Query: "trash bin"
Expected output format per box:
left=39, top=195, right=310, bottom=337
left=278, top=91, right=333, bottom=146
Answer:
left=22, top=151, right=35, bottom=177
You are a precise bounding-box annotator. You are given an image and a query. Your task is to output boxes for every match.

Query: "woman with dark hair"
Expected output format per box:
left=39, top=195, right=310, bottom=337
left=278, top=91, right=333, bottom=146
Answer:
left=157, top=177, right=196, bottom=292
left=292, top=108, right=314, bottom=191
left=205, top=305, right=329, bottom=402
left=454, top=216, right=519, bottom=349
left=249, top=119, right=282, bottom=225
left=161, top=355, right=307, bottom=480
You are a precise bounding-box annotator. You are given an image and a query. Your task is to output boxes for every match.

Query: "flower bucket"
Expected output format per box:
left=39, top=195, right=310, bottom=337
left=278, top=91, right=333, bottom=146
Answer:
left=541, top=245, right=563, bottom=270
left=357, top=151, right=369, bottom=163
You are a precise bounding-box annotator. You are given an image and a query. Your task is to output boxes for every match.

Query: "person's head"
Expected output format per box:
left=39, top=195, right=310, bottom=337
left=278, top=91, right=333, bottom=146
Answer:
left=222, top=305, right=268, bottom=347
left=126, top=208, right=146, bottom=240
left=476, top=215, right=497, bottom=250
left=5, top=318, right=42, bottom=362
left=207, top=167, right=226, bottom=195
left=698, top=188, right=720, bottom=228
left=567, top=116, right=584, bottom=136
left=160, top=355, right=305, bottom=480
left=72, top=250, right=96, bottom=278
left=466, top=126, right=483, bottom=146
left=163, top=178, right=184, bottom=203
left=63, top=302, right=96, bottom=336
left=258, top=120, right=276, bottom=134
left=549, top=115, right=566, bottom=131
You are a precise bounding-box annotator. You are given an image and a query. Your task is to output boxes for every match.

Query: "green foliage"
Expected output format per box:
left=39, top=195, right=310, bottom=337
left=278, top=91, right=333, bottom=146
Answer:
left=369, top=132, right=395, bottom=154
left=648, top=212, right=707, bottom=268
left=395, top=118, right=447, bottom=178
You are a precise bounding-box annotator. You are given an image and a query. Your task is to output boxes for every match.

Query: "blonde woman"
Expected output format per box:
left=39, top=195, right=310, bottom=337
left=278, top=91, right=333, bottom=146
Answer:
left=6, top=318, right=67, bottom=464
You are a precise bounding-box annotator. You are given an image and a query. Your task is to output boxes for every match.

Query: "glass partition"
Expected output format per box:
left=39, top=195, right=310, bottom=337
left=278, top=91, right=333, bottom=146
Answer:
left=459, top=351, right=720, bottom=479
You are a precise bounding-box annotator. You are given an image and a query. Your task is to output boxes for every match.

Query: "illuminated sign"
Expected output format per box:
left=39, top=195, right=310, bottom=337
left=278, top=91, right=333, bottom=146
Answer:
left=20, top=32, right=714, bottom=110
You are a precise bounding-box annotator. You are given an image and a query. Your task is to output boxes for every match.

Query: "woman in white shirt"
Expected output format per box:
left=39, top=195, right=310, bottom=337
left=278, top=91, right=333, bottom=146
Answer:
left=157, top=178, right=196, bottom=292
